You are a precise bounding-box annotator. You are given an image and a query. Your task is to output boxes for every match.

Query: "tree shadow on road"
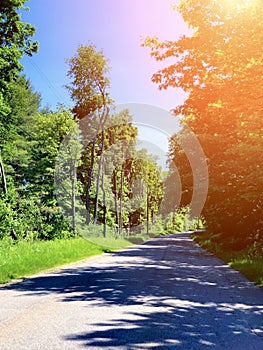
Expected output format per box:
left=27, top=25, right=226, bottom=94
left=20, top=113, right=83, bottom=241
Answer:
left=2, top=234, right=263, bottom=349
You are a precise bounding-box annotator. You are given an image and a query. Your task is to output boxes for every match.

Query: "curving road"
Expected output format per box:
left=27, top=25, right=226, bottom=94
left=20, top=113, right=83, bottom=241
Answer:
left=0, top=232, right=263, bottom=349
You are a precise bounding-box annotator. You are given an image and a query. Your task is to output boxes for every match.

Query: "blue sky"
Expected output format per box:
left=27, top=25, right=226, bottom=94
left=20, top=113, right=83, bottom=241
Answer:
left=20, top=0, right=190, bottom=111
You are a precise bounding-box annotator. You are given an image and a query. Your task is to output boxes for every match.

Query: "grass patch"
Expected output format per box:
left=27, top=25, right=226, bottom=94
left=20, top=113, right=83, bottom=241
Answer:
left=79, top=223, right=161, bottom=247
left=192, top=231, right=263, bottom=287
left=88, top=236, right=133, bottom=250
left=230, top=259, right=263, bottom=287
left=0, top=236, right=133, bottom=285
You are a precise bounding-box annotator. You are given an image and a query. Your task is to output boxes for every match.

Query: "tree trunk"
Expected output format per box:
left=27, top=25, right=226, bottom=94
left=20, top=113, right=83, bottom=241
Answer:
left=93, top=130, right=104, bottom=224
left=71, top=160, right=77, bottom=233
left=146, top=192, right=149, bottom=235
left=119, top=166, right=124, bottom=236
left=0, top=152, right=7, bottom=195
left=101, top=158, right=107, bottom=237
left=85, top=139, right=96, bottom=225
left=113, top=170, right=119, bottom=235
left=85, top=105, right=109, bottom=225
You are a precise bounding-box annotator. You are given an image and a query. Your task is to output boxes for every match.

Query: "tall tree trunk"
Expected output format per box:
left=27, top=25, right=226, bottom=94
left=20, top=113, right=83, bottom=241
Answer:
left=93, top=129, right=104, bottom=224
left=119, top=166, right=124, bottom=236
left=85, top=140, right=96, bottom=225
left=71, top=160, right=77, bottom=233
left=85, top=105, right=109, bottom=225
left=0, top=152, right=7, bottom=195
left=101, top=157, right=107, bottom=237
left=113, top=171, right=119, bottom=235
left=146, top=191, right=149, bottom=235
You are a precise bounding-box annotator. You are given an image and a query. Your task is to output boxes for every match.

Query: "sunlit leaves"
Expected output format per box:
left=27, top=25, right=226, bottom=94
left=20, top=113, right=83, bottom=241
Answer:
left=144, top=0, right=263, bottom=242
left=0, top=0, right=38, bottom=86
left=66, top=44, right=111, bottom=119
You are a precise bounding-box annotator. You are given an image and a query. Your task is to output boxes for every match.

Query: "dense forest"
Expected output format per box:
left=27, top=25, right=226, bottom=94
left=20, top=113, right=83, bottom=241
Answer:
left=0, top=0, right=262, bottom=277
left=0, top=0, right=196, bottom=244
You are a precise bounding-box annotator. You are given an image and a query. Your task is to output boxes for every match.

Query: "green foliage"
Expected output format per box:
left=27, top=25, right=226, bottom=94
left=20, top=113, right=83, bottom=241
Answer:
left=0, top=196, right=14, bottom=239
left=144, top=0, right=263, bottom=246
left=0, top=8, right=198, bottom=247
left=64, top=43, right=168, bottom=238
left=0, top=79, right=77, bottom=240
left=25, top=108, right=77, bottom=239
left=66, top=43, right=114, bottom=229
left=164, top=207, right=202, bottom=233
left=0, top=0, right=38, bottom=78
left=0, top=91, right=10, bottom=117
left=28, top=108, right=76, bottom=194
left=1, top=76, right=40, bottom=184
left=66, top=43, right=111, bottom=118
left=0, top=1, right=47, bottom=241
left=0, top=0, right=38, bottom=114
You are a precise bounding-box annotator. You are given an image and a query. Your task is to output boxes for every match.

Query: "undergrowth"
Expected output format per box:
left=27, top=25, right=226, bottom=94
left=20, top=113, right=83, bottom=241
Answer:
left=192, top=231, right=263, bottom=287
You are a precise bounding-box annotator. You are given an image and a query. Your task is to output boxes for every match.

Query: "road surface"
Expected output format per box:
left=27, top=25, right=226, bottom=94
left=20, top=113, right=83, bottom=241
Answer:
left=0, top=232, right=263, bottom=349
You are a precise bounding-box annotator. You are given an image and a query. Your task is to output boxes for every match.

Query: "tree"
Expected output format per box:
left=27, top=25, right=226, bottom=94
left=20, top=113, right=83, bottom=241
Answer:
left=88, top=109, right=138, bottom=235
left=1, top=76, right=40, bottom=185
left=66, top=43, right=112, bottom=224
left=0, top=75, right=40, bottom=239
left=134, top=151, right=163, bottom=234
left=54, top=122, right=82, bottom=233
left=0, top=0, right=38, bottom=205
left=144, top=0, right=263, bottom=244
left=27, top=108, right=76, bottom=239
left=111, top=148, right=163, bottom=235
left=0, top=0, right=38, bottom=116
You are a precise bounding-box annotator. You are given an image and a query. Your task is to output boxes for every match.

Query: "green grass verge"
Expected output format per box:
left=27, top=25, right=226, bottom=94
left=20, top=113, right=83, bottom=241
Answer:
left=192, top=231, right=263, bottom=287
left=88, top=236, right=135, bottom=249
left=0, top=237, right=133, bottom=285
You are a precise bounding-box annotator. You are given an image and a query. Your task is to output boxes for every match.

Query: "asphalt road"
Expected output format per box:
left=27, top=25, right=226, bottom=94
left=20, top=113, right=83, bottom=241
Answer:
left=0, top=232, right=262, bottom=350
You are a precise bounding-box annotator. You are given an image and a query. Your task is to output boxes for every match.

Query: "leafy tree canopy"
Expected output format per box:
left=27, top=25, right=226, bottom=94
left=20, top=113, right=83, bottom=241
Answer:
left=66, top=43, right=111, bottom=119
left=143, top=0, right=263, bottom=243
left=0, top=0, right=38, bottom=86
